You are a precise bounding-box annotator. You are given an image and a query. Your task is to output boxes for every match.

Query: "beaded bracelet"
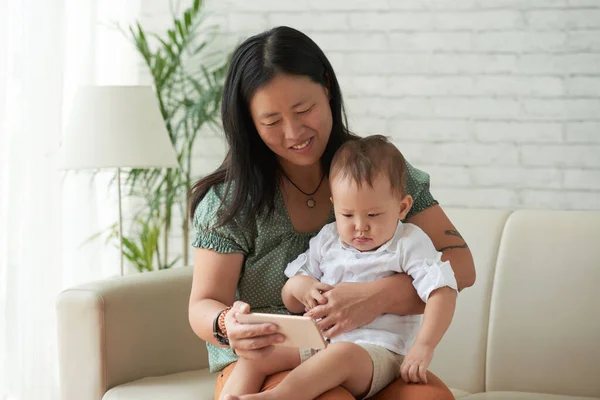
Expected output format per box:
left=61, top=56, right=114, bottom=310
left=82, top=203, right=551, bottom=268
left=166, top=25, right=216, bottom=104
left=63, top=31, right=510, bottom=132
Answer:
left=218, top=306, right=231, bottom=337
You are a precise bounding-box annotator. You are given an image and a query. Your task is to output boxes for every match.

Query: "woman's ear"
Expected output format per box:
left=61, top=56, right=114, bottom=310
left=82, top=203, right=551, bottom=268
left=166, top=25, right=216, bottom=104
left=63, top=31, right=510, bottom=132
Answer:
left=398, top=195, right=413, bottom=220
left=324, top=86, right=331, bottom=101
left=324, top=72, right=332, bottom=99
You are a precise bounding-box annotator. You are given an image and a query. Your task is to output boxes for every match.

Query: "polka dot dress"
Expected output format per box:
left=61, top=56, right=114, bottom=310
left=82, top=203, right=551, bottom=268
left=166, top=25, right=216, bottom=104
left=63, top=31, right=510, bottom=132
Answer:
left=192, top=161, right=437, bottom=373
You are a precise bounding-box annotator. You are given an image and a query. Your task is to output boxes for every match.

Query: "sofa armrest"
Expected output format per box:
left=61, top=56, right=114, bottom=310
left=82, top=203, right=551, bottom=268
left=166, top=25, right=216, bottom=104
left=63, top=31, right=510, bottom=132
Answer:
left=56, top=266, right=209, bottom=400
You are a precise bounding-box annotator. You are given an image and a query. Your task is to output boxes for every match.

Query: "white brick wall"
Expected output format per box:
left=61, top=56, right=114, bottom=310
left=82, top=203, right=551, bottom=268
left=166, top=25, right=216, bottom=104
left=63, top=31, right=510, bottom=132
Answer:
left=139, top=0, right=600, bottom=214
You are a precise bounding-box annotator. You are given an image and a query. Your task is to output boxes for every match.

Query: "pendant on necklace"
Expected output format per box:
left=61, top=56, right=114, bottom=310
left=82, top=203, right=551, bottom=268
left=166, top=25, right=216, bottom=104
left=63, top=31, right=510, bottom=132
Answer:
left=306, top=197, right=316, bottom=208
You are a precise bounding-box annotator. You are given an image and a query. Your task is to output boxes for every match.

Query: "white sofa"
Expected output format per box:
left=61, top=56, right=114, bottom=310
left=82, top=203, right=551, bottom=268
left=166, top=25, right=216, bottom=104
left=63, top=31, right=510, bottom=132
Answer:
left=56, top=209, right=600, bottom=399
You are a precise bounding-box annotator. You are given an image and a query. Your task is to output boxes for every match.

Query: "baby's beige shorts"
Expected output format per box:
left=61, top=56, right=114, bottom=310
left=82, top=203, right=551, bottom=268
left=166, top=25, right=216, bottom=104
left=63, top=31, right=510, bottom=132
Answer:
left=299, top=343, right=404, bottom=399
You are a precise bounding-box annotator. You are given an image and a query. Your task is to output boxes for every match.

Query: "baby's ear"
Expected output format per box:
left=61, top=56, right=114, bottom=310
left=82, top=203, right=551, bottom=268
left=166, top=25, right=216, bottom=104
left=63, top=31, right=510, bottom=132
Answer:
left=330, top=197, right=333, bottom=204
left=398, top=195, right=413, bottom=220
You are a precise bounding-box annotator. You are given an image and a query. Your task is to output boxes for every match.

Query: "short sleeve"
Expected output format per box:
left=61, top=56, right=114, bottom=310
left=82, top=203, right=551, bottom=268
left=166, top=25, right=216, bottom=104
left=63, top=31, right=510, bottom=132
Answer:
left=284, top=223, right=337, bottom=280
left=191, top=184, right=253, bottom=255
left=398, top=224, right=458, bottom=303
left=404, top=160, right=438, bottom=219
left=284, top=250, right=322, bottom=280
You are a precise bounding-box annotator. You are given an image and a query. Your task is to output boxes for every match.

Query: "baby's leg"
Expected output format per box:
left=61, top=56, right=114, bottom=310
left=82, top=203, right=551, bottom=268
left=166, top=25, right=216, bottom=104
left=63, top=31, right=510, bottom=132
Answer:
left=219, top=346, right=300, bottom=400
left=228, top=342, right=374, bottom=400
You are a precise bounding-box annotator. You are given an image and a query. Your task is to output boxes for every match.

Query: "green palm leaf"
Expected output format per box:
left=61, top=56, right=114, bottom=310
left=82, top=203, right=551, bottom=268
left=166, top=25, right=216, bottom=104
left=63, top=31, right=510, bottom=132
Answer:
left=90, top=0, right=230, bottom=271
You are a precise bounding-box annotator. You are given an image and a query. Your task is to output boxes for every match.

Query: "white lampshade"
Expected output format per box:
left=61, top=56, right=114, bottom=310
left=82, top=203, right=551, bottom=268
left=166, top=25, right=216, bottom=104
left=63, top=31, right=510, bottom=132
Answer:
left=59, top=85, right=179, bottom=170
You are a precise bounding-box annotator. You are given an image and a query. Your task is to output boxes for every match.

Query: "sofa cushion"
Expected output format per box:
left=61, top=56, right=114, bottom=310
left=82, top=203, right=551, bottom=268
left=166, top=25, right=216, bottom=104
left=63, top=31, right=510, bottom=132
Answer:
left=486, top=211, right=600, bottom=398
left=102, top=368, right=472, bottom=400
left=103, top=369, right=217, bottom=400
left=452, top=388, right=473, bottom=398
left=463, top=392, right=599, bottom=399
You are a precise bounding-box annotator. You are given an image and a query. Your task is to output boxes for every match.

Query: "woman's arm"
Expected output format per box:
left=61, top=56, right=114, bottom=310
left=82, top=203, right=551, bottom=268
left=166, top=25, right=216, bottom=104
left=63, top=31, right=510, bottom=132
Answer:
left=369, top=274, right=425, bottom=315
left=372, top=204, right=475, bottom=315
left=307, top=204, right=475, bottom=337
left=188, top=248, right=244, bottom=347
left=307, top=277, right=423, bottom=337
left=406, top=204, right=476, bottom=291
left=188, top=248, right=282, bottom=355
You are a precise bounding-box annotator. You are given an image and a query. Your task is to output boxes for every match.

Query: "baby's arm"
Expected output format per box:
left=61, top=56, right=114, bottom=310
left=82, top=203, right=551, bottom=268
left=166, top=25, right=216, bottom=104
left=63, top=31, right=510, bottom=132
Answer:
left=398, top=224, right=459, bottom=383
left=413, top=287, right=456, bottom=349
left=282, top=224, right=335, bottom=314
left=282, top=276, right=332, bottom=313
left=400, top=287, right=456, bottom=383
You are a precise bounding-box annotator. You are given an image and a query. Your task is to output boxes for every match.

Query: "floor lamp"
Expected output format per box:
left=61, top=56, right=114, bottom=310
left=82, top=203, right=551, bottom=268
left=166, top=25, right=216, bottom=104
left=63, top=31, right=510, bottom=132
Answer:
left=59, top=85, right=179, bottom=276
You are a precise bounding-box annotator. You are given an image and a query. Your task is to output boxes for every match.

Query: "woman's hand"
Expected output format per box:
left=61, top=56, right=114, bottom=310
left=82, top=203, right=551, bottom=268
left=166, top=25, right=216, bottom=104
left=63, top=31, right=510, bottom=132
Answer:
left=225, top=301, right=285, bottom=360
left=304, top=282, right=378, bottom=338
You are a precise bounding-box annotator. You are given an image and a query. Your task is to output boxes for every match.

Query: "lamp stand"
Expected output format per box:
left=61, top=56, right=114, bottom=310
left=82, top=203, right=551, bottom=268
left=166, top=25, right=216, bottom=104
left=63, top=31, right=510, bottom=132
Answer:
left=117, top=167, right=124, bottom=276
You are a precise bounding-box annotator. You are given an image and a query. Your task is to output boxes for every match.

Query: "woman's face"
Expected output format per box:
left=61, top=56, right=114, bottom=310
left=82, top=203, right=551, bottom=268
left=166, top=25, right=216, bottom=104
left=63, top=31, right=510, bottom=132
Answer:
left=249, top=73, right=333, bottom=169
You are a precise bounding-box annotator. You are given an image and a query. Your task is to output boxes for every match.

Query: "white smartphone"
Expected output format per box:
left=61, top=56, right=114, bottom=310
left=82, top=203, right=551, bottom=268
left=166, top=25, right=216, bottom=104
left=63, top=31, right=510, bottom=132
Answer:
left=235, top=312, right=327, bottom=350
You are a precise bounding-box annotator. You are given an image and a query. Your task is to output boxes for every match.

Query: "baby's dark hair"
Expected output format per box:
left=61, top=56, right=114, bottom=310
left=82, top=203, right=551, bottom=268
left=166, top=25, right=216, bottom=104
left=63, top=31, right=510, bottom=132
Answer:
left=329, top=135, right=408, bottom=197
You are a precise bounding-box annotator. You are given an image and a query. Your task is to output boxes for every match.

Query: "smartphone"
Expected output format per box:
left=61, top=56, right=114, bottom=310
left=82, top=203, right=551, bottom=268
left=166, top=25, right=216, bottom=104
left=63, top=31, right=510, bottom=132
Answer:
left=236, top=312, right=327, bottom=350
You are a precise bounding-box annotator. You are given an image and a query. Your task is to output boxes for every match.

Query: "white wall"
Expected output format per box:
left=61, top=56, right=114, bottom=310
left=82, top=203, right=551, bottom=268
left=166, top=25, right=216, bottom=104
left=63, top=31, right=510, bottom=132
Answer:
left=139, top=0, right=600, bottom=212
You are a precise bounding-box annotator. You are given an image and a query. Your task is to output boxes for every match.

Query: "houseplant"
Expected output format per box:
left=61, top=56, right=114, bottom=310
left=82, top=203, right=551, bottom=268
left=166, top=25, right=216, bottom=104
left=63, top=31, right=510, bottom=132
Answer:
left=107, top=0, right=229, bottom=272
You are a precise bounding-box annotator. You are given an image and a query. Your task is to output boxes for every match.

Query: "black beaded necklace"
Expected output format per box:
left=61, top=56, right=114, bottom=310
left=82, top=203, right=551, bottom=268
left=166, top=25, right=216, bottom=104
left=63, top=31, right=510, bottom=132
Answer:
left=280, top=170, right=326, bottom=209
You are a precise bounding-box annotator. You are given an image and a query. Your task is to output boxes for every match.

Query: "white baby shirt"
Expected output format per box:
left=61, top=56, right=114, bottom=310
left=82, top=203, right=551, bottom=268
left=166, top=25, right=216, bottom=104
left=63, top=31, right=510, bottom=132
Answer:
left=284, top=221, right=458, bottom=355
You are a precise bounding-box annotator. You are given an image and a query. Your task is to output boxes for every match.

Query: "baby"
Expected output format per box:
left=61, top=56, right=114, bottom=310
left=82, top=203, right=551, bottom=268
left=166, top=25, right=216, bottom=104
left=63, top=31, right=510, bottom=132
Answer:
left=223, top=135, right=458, bottom=400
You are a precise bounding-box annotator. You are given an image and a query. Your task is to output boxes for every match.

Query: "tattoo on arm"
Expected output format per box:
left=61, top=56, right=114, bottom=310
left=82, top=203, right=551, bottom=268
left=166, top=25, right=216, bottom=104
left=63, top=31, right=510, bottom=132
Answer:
left=437, top=230, right=469, bottom=252
left=445, top=230, right=463, bottom=239
left=438, top=244, right=469, bottom=252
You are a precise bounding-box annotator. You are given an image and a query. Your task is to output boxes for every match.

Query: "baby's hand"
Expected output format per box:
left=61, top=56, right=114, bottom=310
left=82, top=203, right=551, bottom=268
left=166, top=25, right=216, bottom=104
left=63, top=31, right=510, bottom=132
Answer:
left=400, top=343, right=434, bottom=384
left=301, top=282, right=333, bottom=311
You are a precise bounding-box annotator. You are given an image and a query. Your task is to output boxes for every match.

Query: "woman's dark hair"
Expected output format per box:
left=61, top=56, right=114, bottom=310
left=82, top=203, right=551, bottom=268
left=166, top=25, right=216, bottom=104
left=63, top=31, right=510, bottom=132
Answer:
left=189, top=26, right=355, bottom=226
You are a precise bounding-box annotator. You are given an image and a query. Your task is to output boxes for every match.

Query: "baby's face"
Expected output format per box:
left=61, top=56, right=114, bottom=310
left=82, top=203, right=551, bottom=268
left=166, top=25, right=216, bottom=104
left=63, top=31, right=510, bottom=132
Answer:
left=331, top=174, right=412, bottom=252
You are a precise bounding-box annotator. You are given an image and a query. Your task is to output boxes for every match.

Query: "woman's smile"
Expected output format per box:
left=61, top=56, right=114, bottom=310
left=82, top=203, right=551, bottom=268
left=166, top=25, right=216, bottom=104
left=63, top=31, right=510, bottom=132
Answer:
left=290, top=137, right=314, bottom=153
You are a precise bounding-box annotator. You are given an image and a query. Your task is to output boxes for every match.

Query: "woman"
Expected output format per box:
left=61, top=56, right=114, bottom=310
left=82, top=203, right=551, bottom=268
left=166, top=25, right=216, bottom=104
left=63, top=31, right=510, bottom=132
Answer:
left=188, top=26, right=475, bottom=400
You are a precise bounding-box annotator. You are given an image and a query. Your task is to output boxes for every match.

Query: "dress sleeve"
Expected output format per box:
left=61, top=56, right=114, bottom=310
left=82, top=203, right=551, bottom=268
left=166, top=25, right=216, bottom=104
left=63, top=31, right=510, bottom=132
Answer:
left=398, top=224, right=458, bottom=303
left=284, top=223, right=336, bottom=280
left=191, top=184, right=253, bottom=255
left=404, top=160, right=439, bottom=219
